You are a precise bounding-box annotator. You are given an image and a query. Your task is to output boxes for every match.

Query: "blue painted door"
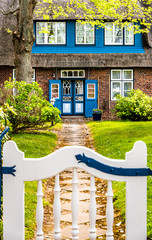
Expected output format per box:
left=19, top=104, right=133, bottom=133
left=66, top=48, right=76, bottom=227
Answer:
left=62, top=80, right=84, bottom=115
left=49, top=80, right=62, bottom=112
left=85, top=80, right=98, bottom=118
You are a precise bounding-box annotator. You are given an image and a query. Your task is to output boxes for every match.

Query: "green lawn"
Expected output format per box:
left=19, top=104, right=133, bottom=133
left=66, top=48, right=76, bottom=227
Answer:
left=11, top=130, right=57, bottom=240
left=87, top=121, right=152, bottom=239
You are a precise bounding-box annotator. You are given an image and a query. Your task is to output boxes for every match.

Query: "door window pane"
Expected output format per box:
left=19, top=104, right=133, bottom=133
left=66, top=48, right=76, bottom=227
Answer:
left=51, top=84, right=59, bottom=99
left=63, top=80, right=71, bottom=95
left=75, top=80, right=83, bottom=94
left=87, top=84, right=95, bottom=99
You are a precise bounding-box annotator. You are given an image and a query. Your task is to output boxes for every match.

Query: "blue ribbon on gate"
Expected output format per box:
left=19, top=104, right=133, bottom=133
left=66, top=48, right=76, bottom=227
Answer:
left=0, top=127, right=16, bottom=218
left=75, top=153, right=152, bottom=177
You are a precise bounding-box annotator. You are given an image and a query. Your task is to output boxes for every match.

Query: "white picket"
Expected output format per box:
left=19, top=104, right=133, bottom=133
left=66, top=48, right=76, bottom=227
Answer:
left=36, top=180, right=44, bottom=240
left=71, top=168, right=79, bottom=239
left=89, top=175, right=96, bottom=240
left=53, top=173, right=61, bottom=240
left=106, top=181, right=114, bottom=240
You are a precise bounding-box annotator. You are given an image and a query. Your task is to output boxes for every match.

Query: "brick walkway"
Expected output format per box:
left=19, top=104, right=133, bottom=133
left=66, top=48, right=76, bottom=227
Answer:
left=41, top=119, right=125, bottom=240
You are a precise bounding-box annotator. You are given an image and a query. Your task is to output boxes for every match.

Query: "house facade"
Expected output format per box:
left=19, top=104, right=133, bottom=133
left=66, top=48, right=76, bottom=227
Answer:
left=0, top=1, right=152, bottom=118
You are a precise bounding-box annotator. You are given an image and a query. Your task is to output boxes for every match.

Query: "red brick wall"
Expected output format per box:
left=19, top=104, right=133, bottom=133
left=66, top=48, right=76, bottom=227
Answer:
left=36, top=68, right=56, bottom=100
left=1, top=67, right=152, bottom=119
left=134, top=68, right=152, bottom=96
left=0, top=67, right=12, bottom=84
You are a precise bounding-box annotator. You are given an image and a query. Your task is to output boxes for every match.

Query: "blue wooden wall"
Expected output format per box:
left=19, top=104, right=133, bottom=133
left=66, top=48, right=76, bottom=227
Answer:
left=32, top=21, right=145, bottom=54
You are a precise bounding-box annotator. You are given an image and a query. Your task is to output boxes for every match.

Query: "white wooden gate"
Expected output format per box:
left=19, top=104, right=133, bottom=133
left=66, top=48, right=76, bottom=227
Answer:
left=3, top=140, right=148, bottom=240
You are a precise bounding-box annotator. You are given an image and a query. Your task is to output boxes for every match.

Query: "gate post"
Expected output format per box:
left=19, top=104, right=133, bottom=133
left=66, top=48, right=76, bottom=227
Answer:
left=125, top=141, right=147, bottom=240
left=3, top=141, right=24, bottom=240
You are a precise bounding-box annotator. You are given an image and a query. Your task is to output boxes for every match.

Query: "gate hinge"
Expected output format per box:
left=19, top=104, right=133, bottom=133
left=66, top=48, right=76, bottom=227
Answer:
left=0, top=165, right=16, bottom=177
left=75, top=153, right=152, bottom=177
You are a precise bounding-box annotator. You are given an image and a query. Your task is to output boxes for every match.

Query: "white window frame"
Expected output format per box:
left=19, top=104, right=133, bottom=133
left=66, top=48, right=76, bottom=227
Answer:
left=105, top=23, right=123, bottom=45
left=51, top=83, right=59, bottom=99
left=13, top=69, right=36, bottom=82
left=76, top=22, right=95, bottom=45
left=105, top=22, right=134, bottom=46
left=36, top=22, right=66, bottom=45
left=111, top=69, right=133, bottom=100
left=61, top=70, right=85, bottom=78
left=87, top=83, right=95, bottom=99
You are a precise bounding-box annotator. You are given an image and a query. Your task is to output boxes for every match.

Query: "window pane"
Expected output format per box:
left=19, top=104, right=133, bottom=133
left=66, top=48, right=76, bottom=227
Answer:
left=105, top=23, right=113, bottom=44
left=114, top=25, right=123, bottom=44
left=125, top=23, right=134, bottom=45
left=63, top=80, right=71, bottom=95
left=68, top=71, right=73, bottom=77
left=111, top=70, right=121, bottom=80
left=79, top=71, right=85, bottom=77
left=52, top=84, right=59, bottom=98
left=124, top=82, right=132, bottom=91
left=75, top=80, right=83, bottom=94
left=62, top=71, right=67, bottom=77
left=88, top=84, right=95, bottom=98
left=123, top=70, right=133, bottom=80
left=76, top=23, right=94, bottom=44
left=36, top=22, right=45, bottom=44
left=111, top=82, right=121, bottom=100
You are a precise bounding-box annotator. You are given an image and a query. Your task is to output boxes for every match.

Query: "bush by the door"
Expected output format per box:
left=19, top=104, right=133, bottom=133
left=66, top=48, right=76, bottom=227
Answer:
left=1, top=80, right=60, bottom=132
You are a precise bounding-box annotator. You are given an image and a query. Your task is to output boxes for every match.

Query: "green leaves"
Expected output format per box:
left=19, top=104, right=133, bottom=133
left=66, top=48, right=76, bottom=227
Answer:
left=3, top=81, right=61, bottom=132
left=114, top=89, right=152, bottom=121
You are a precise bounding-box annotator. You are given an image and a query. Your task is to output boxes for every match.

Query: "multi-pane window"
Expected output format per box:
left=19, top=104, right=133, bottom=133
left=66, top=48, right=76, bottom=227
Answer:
left=76, top=23, right=94, bottom=44
left=13, top=69, right=36, bottom=82
left=111, top=69, right=133, bottom=100
left=87, top=84, right=95, bottom=99
left=61, top=70, right=85, bottom=78
left=105, top=22, right=134, bottom=45
left=36, top=22, right=66, bottom=44
left=51, top=84, right=59, bottom=99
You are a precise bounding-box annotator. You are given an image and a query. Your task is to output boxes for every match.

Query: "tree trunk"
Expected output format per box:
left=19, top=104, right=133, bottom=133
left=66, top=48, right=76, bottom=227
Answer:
left=13, top=0, right=37, bottom=83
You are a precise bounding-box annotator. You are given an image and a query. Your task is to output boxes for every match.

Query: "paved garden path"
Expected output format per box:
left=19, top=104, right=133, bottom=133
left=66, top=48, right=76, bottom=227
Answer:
left=41, top=118, right=125, bottom=240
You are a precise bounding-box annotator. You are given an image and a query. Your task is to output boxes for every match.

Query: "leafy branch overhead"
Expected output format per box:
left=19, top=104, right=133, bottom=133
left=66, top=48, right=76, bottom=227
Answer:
left=35, top=0, right=152, bottom=33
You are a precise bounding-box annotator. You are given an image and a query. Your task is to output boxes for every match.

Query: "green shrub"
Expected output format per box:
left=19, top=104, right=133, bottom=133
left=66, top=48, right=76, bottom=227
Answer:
left=114, top=89, right=152, bottom=121
left=4, top=80, right=60, bottom=132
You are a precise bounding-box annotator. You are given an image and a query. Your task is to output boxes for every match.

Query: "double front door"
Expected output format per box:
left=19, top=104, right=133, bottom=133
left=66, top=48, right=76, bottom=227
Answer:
left=62, top=79, right=84, bottom=115
left=49, top=79, right=98, bottom=117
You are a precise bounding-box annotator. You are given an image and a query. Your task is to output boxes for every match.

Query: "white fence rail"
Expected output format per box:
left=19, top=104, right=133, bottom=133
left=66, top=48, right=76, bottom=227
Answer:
left=3, top=140, right=148, bottom=240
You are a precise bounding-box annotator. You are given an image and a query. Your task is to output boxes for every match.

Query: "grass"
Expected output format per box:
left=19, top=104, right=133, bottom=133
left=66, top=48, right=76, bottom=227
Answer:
left=87, top=121, right=152, bottom=239
left=10, top=129, right=58, bottom=240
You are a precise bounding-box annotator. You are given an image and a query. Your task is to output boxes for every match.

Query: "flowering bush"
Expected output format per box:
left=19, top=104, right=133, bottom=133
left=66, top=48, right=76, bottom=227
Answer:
left=114, top=89, right=152, bottom=121
left=4, top=81, right=60, bottom=132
